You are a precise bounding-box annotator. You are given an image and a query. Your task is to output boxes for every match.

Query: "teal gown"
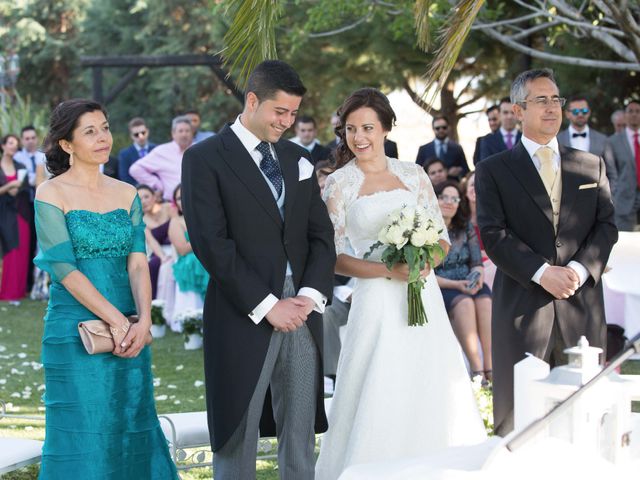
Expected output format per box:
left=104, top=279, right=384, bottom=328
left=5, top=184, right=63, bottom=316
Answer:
left=172, top=231, right=210, bottom=298
left=34, top=195, right=178, bottom=479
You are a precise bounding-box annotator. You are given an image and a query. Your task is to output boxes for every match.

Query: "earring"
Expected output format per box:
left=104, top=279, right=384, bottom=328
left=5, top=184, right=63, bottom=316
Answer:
left=69, top=153, right=74, bottom=167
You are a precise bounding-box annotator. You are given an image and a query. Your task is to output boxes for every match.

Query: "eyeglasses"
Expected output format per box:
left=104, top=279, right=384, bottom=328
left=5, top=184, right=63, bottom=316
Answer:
left=433, top=126, right=448, bottom=131
left=520, top=97, right=566, bottom=108
left=438, top=195, right=461, bottom=204
left=132, top=130, right=147, bottom=138
left=570, top=108, right=590, bottom=115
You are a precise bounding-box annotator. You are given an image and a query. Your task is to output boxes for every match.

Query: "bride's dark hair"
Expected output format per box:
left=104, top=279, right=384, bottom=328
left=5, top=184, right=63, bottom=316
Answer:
left=334, top=88, right=397, bottom=169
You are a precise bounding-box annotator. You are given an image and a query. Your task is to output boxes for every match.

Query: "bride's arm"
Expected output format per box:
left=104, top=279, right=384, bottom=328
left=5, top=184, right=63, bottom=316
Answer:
left=336, top=254, right=427, bottom=281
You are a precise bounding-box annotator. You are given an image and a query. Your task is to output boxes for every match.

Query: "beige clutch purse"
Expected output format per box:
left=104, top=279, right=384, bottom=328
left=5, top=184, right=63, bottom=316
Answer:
left=78, top=315, right=152, bottom=354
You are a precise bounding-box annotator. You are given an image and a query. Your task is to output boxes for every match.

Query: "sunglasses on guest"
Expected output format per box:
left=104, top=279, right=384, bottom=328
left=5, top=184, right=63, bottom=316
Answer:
left=132, top=130, right=148, bottom=138
left=570, top=108, right=589, bottom=115
left=433, top=126, right=448, bottom=131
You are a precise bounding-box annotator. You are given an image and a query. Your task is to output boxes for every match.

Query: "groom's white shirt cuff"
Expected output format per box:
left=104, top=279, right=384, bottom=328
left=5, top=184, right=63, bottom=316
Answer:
left=531, top=261, right=588, bottom=287
left=248, top=289, right=327, bottom=324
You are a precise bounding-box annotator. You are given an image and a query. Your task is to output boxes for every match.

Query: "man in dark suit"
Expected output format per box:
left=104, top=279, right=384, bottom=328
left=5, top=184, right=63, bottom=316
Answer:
left=117, top=117, right=156, bottom=185
left=604, top=100, right=640, bottom=231
left=182, top=60, right=335, bottom=479
left=476, top=68, right=617, bottom=437
left=384, top=138, right=398, bottom=158
left=557, top=96, right=607, bottom=157
left=473, top=105, right=500, bottom=165
left=415, top=116, right=468, bottom=180
left=291, top=115, right=331, bottom=165
left=478, top=97, right=522, bottom=162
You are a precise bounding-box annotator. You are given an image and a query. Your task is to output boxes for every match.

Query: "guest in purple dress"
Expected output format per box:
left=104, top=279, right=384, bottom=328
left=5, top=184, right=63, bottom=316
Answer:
left=136, top=184, right=173, bottom=298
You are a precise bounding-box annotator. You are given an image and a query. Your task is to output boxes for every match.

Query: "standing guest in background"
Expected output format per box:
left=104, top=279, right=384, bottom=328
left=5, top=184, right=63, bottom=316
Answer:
left=478, top=97, right=522, bottom=162
left=473, top=105, right=500, bottom=164
left=33, top=98, right=177, bottom=478
left=611, top=109, right=626, bottom=134
left=326, top=112, right=341, bottom=153
left=14, top=125, right=47, bottom=292
left=0, top=134, right=30, bottom=303
left=605, top=100, right=640, bottom=231
left=423, top=157, right=448, bottom=187
left=415, top=116, right=468, bottom=180
left=476, top=69, right=617, bottom=437
left=184, top=109, right=215, bottom=143
left=557, top=96, right=607, bottom=157
left=129, top=115, right=193, bottom=201
left=434, top=181, right=492, bottom=383
left=384, top=138, right=399, bottom=159
left=118, top=117, right=156, bottom=185
left=136, top=184, right=173, bottom=299
left=291, top=116, right=331, bottom=165
left=169, top=184, right=210, bottom=329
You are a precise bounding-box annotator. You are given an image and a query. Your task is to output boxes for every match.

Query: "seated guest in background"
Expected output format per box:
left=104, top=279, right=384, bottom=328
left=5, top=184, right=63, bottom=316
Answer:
left=434, top=181, right=492, bottom=383
left=478, top=97, right=521, bottom=162
left=129, top=115, right=193, bottom=201
left=423, top=157, right=448, bottom=187
left=0, top=134, right=31, bottom=302
left=291, top=116, right=331, bottom=164
left=611, top=109, right=626, bottom=134
left=136, top=184, right=173, bottom=299
left=315, top=160, right=334, bottom=193
left=118, top=117, right=156, bottom=185
left=605, top=100, right=640, bottom=231
left=168, top=184, right=210, bottom=331
left=557, top=96, right=607, bottom=156
left=184, top=109, right=215, bottom=143
left=473, top=105, right=500, bottom=165
left=415, top=116, right=468, bottom=180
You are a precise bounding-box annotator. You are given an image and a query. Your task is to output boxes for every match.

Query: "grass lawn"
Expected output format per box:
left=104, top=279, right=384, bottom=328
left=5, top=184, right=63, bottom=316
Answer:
left=2, top=300, right=639, bottom=479
left=0, top=300, right=278, bottom=479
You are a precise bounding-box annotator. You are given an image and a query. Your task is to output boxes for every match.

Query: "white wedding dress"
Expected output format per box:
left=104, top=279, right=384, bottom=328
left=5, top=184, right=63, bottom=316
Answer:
left=315, top=158, right=486, bottom=480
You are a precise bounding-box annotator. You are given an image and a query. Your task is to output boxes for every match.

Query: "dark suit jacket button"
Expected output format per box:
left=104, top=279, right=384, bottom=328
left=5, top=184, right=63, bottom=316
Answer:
left=556, top=241, right=562, bottom=247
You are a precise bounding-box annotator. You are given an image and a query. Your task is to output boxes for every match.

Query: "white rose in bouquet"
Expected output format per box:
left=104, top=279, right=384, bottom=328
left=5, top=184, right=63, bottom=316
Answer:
left=410, top=228, right=429, bottom=247
left=387, top=225, right=407, bottom=248
left=424, top=226, right=440, bottom=245
left=378, top=226, right=389, bottom=244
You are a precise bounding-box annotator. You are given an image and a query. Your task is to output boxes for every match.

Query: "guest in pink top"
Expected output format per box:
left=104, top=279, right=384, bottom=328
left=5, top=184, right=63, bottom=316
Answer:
left=129, top=115, right=193, bottom=201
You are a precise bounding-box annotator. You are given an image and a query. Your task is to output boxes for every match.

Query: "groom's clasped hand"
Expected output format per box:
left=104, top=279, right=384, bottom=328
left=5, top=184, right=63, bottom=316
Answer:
left=266, top=295, right=316, bottom=332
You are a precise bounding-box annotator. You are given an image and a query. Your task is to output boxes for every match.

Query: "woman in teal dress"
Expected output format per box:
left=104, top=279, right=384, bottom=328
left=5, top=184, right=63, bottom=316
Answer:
left=34, top=99, right=177, bottom=479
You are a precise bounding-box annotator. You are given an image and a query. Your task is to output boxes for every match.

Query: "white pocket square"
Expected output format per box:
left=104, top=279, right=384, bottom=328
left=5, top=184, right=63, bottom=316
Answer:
left=298, top=157, right=314, bottom=181
left=578, top=183, right=597, bottom=190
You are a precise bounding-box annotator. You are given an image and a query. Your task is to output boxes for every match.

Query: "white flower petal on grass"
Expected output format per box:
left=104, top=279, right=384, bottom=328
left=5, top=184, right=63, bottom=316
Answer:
left=37, top=384, right=45, bottom=391
left=10, top=368, right=25, bottom=375
left=31, top=362, right=42, bottom=371
left=167, top=384, right=177, bottom=389
left=10, top=392, right=21, bottom=398
left=169, top=395, right=175, bottom=400
left=155, top=395, right=168, bottom=401
left=25, top=426, right=34, bottom=431
left=175, top=365, right=184, bottom=371
left=174, top=400, right=181, bottom=405
left=38, top=406, right=45, bottom=412
left=20, top=344, right=27, bottom=348
left=17, top=353, right=27, bottom=359
left=194, top=380, right=204, bottom=388
left=0, top=345, right=6, bottom=352
left=153, top=378, right=161, bottom=387
left=0, top=379, right=6, bottom=385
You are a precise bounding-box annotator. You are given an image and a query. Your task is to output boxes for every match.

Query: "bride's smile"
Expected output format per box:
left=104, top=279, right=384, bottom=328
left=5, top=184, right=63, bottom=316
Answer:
left=344, top=107, right=389, bottom=166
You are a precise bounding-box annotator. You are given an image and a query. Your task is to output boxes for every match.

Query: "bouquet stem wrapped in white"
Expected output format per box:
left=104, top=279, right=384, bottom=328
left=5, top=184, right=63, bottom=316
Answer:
left=365, top=205, right=444, bottom=326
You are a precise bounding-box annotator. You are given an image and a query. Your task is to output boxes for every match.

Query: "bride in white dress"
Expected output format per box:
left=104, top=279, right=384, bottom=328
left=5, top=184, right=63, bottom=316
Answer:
left=315, top=88, right=486, bottom=480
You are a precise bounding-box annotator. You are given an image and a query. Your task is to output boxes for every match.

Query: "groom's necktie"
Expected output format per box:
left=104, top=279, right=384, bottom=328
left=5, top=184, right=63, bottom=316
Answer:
left=256, top=141, right=283, bottom=198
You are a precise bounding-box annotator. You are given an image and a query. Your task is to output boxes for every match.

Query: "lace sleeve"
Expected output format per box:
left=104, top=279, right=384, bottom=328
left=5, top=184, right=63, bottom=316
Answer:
left=128, top=194, right=147, bottom=254
left=416, top=167, right=450, bottom=245
left=322, top=174, right=348, bottom=256
left=466, top=221, right=483, bottom=268
left=33, top=200, right=78, bottom=282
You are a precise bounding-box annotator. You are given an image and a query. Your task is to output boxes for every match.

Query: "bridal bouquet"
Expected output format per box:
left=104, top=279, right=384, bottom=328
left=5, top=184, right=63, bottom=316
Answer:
left=365, top=205, right=444, bottom=326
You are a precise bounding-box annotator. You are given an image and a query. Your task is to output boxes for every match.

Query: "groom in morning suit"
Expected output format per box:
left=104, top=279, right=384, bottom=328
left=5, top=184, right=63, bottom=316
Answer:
left=475, top=69, right=617, bottom=437
left=181, top=61, right=336, bottom=479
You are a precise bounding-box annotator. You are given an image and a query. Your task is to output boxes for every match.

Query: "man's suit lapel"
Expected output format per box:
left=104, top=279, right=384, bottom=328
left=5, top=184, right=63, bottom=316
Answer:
left=557, top=146, right=582, bottom=231
left=274, top=141, right=298, bottom=227
left=219, top=125, right=283, bottom=228
left=503, top=143, right=554, bottom=226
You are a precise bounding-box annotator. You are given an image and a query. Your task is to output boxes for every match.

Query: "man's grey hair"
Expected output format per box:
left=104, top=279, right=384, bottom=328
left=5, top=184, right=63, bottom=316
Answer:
left=611, top=109, right=624, bottom=122
left=510, top=68, right=557, bottom=107
left=171, top=115, right=192, bottom=131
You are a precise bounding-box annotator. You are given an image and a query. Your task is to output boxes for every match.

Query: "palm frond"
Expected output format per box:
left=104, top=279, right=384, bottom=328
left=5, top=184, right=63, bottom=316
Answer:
left=414, top=0, right=433, bottom=51
left=421, top=0, right=485, bottom=107
left=221, top=0, right=283, bottom=89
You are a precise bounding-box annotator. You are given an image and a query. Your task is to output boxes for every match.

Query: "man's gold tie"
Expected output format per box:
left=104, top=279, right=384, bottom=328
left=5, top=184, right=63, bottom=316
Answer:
left=537, top=146, right=555, bottom=195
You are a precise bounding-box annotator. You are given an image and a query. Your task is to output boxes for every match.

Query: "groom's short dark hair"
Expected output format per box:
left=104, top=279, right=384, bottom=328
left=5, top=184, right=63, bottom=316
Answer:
left=246, top=60, right=307, bottom=102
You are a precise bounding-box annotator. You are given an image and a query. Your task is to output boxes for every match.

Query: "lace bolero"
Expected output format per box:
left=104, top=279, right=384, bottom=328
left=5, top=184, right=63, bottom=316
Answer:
left=322, top=157, right=450, bottom=256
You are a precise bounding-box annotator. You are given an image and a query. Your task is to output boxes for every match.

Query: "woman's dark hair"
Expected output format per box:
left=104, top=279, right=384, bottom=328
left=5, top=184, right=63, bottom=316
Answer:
left=43, top=98, right=108, bottom=177
left=434, top=180, right=468, bottom=233
left=334, top=88, right=396, bottom=169
left=0, top=134, right=20, bottom=156
left=136, top=184, right=156, bottom=196
left=173, top=183, right=182, bottom=215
